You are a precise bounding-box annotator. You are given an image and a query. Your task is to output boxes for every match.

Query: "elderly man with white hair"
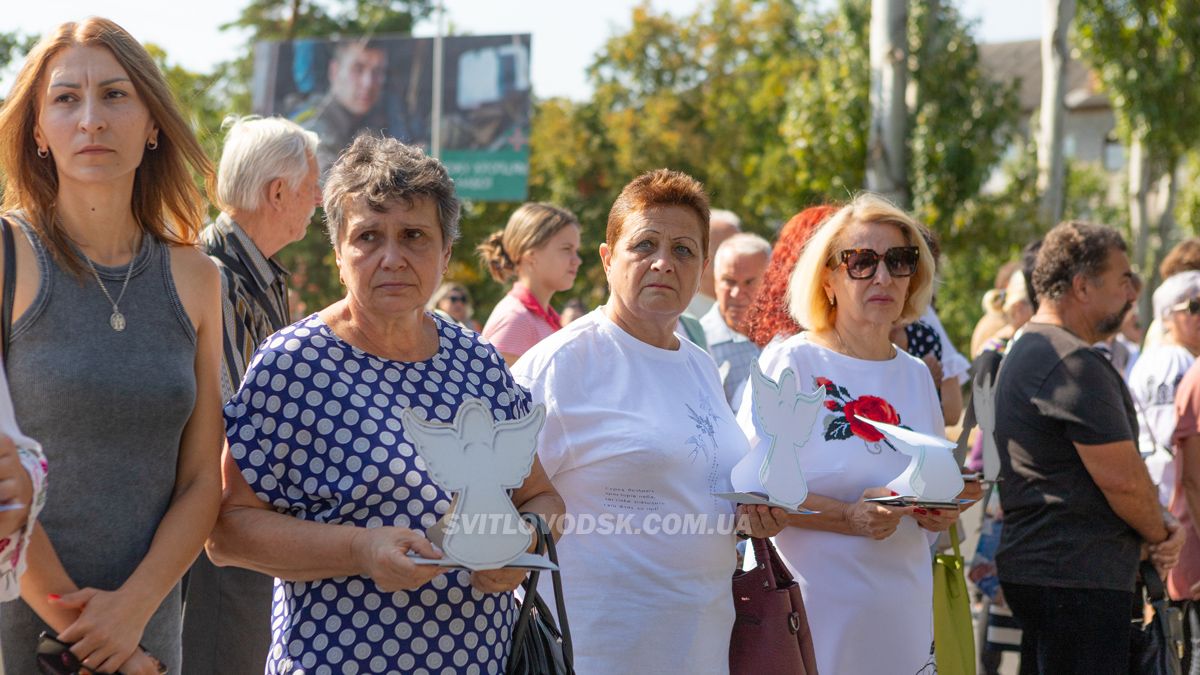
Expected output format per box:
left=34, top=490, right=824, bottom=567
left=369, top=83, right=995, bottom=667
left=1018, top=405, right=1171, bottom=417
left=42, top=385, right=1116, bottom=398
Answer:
left=685, top=208, right=742, bottom=318
left=1129, top=270, right=1200, bottom=505
left=701, top=232, right=771, bottom=411
left=181, top=115, right=321, bottom=675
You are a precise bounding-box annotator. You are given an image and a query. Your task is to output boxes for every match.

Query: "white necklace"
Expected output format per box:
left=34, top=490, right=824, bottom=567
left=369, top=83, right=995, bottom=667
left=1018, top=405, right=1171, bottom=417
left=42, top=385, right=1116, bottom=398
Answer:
left=81, top=249, right=136, bottom=331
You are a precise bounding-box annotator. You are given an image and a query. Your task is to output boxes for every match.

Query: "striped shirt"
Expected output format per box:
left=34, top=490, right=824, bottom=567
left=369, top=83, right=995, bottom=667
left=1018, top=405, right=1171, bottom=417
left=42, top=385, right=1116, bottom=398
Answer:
left=200, top=214, right=291, bottom=401
left=699, top=305, right=760, bottom=413
left=481, top=283, right=558, bottom=359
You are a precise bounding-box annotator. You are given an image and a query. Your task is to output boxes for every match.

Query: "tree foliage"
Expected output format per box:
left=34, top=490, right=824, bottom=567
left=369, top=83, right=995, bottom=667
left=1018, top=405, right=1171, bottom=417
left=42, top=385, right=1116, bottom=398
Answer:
left=1075, top=0, right=1200, bottom=166
left=505, top=0, right=1019, bottom=347
left=1074, top=0, right=1200, bottom=315
left=1, top=2, right=1038, bottom=349
left=908, top=1, right=1020, bottom=233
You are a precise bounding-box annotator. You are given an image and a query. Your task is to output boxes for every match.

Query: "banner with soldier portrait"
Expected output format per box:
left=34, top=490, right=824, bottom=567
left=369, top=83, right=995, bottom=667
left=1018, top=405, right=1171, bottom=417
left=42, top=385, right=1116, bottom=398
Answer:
left=252, top=33, right=531, bottom=201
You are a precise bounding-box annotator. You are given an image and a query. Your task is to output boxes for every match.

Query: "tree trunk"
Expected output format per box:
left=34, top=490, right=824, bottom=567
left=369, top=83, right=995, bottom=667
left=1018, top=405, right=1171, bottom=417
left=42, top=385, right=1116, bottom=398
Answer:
left=285, top=0, right=303, bottom=41
left=867, top=0, right=909, bottom=208
left=1150, top=161, right=1179, bottom=288
left=906, top=0, right=940, bottom=115
left=1128, top=134, right=1154, bottom=324
left=1036, top=0, right=1073, bottom=228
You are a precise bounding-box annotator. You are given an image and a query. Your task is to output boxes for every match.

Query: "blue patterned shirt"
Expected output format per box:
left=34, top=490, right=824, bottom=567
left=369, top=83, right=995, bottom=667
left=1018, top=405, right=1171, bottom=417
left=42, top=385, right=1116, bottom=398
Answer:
left=226, top=313, right=530, bottom=674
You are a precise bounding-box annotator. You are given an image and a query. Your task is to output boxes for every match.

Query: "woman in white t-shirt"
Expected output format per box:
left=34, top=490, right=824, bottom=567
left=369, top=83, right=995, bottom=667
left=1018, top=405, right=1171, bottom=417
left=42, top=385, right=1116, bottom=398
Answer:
left=512, top=169, right=786, bottom=674
left=737, top=193, right=975, bottom=674
left=1130, top=270, right=1200, bottom=504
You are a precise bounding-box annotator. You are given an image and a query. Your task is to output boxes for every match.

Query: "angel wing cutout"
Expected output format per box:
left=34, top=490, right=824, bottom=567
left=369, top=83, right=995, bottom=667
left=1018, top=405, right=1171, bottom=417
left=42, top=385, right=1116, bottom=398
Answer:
left=492, top=406, right=546, bottom=486
left=401, top=399, right=547, bottom=570
left=854, top=415, right=964, bottom=501
left=399, top=417, right=466, bottom=490
left=728, top=363, right=824, bottom=510
left=973, top=372, right=1000, bottom=482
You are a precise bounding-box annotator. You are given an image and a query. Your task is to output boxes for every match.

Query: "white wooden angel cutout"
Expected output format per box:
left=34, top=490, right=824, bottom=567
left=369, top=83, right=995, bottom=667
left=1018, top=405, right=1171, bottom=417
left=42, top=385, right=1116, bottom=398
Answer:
left=401, top=398, right=548, bottom=570
left=855, top=416, right=965, bottom=501
left=718, top=363, right=824, bottom=512
left=973, top=372, right=1001, bottom=482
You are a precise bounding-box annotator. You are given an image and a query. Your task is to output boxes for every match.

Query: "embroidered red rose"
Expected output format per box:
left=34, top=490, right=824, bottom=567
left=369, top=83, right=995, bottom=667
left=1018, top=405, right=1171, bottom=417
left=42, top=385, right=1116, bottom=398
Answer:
left=841, top=395, right=901, bottom=442
left=824, top=400, right=839, bottom=411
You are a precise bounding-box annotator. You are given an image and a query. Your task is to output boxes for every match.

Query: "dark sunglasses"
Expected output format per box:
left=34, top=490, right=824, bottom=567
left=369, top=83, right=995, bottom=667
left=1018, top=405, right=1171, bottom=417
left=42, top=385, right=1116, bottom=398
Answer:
left=1172, top=298, right=1200, bottom=316
left=445, top=295, right=468, bottom=304
left=835, top=246, right=920, bottom=280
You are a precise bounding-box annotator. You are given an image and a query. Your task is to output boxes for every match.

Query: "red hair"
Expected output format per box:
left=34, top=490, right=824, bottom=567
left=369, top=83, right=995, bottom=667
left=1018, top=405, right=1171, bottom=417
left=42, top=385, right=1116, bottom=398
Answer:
left=606, top=169, right=710, bottom=252
left=744, top=204, right=838, bottom=347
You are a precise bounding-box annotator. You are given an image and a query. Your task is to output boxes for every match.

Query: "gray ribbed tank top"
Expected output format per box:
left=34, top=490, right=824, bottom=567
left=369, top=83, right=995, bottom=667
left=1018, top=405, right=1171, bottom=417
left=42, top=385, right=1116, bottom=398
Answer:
left=0, top=219, right=196, bottom=672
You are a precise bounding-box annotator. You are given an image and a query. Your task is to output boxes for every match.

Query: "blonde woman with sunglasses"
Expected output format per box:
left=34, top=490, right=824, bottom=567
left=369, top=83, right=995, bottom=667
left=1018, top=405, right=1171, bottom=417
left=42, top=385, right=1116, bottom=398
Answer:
left=736, top=192, right=977, bottom=674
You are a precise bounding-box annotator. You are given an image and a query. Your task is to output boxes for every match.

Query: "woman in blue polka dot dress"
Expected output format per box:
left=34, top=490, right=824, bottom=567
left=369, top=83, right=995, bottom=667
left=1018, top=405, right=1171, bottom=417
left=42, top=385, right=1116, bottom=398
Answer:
left=207, top=135, right=565, bottom=675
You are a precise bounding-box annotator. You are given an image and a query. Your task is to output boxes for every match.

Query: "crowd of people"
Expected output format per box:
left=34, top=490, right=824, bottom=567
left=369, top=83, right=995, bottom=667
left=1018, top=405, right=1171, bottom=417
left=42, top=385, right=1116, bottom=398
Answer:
left=0, top=15, right=1194, bottom=675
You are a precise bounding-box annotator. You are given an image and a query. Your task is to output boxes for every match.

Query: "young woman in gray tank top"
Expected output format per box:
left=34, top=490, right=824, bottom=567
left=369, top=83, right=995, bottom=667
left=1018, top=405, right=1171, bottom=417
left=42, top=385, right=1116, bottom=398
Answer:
left=0, top=18, right=223, bottom=675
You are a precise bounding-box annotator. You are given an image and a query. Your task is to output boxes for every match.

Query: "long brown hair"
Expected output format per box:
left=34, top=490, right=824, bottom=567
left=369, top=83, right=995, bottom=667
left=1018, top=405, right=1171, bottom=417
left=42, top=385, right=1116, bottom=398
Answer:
left=0, top=17, right=212, bottom=275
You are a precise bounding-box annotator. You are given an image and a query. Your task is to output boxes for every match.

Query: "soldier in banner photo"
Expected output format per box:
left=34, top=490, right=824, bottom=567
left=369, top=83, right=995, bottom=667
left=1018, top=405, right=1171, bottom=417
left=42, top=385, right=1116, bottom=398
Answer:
left=291, top=39, right=391, bottom=171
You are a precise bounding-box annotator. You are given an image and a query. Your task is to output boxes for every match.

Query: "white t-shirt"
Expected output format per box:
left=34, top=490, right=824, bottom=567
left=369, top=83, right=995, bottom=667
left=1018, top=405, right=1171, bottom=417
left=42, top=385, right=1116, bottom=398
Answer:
left=512, top=308, right=740, bottom=675
left=737, top=333, right=943, bottom=675
left=1128, top=344, right=1194, bottom=505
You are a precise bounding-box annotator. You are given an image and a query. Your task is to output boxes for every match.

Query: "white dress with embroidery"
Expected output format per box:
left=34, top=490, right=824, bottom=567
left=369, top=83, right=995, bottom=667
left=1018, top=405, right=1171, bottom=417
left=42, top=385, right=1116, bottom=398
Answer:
left=513, top=309, right=742, bottom=675
left=737, top=333, right=943, bottom=675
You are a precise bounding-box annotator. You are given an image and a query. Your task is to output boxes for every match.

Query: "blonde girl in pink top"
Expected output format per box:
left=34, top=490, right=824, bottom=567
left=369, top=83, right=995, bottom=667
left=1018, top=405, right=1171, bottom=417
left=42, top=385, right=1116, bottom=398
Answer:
left=478, top=202, right=582, bottom=365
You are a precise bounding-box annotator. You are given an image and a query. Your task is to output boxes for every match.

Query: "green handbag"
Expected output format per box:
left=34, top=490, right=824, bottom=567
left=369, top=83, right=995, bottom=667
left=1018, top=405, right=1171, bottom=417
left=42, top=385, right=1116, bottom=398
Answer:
left=934, top=523, right=976, bottom=675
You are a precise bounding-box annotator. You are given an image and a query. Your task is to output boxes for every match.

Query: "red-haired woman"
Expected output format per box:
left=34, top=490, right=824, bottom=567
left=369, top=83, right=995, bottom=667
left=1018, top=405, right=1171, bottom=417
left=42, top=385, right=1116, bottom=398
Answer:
left=512, top=169, right=786, bottom=674
left=742, top=205, right=837, bottom=348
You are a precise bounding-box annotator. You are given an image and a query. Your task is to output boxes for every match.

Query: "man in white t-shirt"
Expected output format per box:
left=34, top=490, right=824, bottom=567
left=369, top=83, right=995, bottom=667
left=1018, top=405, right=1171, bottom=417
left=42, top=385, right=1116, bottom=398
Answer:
left=1129, top=271, right=1200, bottom=504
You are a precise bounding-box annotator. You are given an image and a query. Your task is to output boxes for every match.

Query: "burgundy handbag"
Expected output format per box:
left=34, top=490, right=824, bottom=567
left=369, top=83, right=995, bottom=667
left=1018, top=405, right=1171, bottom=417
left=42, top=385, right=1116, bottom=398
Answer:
left=730, top=537, right=819, bottom=674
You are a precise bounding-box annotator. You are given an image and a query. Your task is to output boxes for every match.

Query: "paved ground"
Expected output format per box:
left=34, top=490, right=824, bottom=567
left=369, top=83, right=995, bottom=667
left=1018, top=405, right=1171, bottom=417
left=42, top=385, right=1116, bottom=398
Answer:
left=957, top=511, right=1020, bottom=675
left=742, top=505, right=1021, bottom=674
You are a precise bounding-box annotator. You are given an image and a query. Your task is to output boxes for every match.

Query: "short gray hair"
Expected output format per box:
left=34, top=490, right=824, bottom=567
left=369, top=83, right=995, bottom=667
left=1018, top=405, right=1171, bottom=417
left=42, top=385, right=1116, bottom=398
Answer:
left=323, top=134, right=461, bottom=248
left=217, top=115, right=318, bottom=213
left=715, top=232, right=772, bottom=268
left=710, top=209, right=742, bottom=228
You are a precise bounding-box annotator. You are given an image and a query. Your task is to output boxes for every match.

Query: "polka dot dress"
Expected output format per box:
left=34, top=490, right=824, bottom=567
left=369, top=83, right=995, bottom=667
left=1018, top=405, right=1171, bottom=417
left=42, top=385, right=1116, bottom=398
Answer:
left=904, top=320, right=943, bottom=361
left=225, top=313, right=528, bottom=675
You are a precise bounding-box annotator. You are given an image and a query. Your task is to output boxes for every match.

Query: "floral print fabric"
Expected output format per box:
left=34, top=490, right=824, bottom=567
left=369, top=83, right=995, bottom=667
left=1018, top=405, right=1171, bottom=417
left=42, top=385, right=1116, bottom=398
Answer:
left=0, top=443, right=47, bottom=601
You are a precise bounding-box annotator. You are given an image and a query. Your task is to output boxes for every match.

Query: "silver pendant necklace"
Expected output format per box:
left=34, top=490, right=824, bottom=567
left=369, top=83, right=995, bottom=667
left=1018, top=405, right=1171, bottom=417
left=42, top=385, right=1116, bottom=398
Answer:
left=81, top=249, right=136, bottom=331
